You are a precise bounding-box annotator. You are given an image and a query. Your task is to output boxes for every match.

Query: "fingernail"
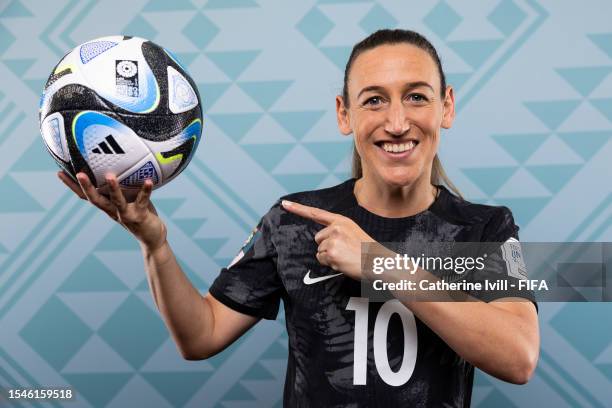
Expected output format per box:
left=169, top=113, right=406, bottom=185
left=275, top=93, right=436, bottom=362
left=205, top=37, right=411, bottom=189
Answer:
left=281, top=200, right=293, bottom=207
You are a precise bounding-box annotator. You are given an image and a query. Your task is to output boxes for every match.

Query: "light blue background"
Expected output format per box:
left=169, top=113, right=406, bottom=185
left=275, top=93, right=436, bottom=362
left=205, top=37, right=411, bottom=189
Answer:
left=0, top=0, right=611, bottom=407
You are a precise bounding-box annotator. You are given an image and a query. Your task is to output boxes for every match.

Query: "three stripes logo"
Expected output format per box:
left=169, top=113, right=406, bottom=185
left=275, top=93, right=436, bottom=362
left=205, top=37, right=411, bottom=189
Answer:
left=92, top=135, right=125, bottom=154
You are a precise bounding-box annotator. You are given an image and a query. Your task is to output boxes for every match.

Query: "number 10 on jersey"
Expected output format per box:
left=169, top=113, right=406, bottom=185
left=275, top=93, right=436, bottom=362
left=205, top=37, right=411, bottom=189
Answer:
left=346, top=297, right=418, bottom=386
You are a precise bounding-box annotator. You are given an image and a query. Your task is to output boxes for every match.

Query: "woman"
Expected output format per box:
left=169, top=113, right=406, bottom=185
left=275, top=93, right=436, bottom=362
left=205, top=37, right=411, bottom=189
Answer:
left=59, top=29, right=539, bottom=407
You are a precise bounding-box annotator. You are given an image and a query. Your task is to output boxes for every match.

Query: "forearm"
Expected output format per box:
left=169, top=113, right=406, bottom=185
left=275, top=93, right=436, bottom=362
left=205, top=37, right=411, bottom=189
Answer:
left=141, top=240, right=213, bottom=357
left=363, top=246, right=538, bottom=383
left=403, top=300, right=537, bottom=383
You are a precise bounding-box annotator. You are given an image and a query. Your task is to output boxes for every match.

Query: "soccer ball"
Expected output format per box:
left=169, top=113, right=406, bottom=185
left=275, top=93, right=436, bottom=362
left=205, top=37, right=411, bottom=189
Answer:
left=39, top=35, right=203, bottom=200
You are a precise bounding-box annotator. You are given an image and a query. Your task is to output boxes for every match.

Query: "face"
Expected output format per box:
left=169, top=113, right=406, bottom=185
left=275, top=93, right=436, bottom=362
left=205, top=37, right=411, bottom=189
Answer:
left=336, top=43, right=455, bottom=188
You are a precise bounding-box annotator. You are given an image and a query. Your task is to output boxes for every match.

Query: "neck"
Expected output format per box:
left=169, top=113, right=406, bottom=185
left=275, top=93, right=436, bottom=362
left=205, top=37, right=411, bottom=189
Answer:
left=354, top=173, right=438, bottom=218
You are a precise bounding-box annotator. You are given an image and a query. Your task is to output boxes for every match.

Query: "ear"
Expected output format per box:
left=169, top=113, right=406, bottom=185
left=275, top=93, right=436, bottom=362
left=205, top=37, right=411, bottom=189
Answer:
left=336, top=95, right=352, bottom=135
left=441, top=85, right=456, bottom=129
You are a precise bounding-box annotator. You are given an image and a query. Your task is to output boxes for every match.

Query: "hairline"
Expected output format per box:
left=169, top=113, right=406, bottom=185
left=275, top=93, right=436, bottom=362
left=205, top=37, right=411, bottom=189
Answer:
left=342, top=33, right=446, bottom=107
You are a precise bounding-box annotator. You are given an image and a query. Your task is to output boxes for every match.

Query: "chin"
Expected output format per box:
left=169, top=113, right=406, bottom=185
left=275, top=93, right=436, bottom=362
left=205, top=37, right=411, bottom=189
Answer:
left=377, top=169, right=420, bottom=188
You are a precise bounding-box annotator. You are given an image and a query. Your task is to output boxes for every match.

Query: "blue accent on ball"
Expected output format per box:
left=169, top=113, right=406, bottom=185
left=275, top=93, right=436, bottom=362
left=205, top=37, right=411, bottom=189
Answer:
left=73, top=111, right=126, bottom=159
left=181, top=119, right=202, bottom=157
left=182, top=120, right=202, bottom=141
left=164, top=48, right=188, bottom=72
left=80, top=41, right=118, bottom=64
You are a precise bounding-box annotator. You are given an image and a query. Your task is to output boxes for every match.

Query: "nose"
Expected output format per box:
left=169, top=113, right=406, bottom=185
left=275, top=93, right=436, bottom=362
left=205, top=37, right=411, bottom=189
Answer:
left=384, top=101, right=410, bottom=137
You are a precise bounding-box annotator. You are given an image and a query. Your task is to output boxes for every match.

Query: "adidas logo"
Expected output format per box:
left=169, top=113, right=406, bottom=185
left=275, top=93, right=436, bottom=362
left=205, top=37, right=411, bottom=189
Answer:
left=92, top=135, right=125, bottom=154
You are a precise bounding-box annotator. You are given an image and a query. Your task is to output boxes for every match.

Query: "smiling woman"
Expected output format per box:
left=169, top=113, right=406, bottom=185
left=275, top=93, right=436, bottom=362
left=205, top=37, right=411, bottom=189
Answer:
left=59, top=28, right=539, bottom=408
left=342, top=30, right=462, bottom=203
left=209, top=29, right=539, bottom=407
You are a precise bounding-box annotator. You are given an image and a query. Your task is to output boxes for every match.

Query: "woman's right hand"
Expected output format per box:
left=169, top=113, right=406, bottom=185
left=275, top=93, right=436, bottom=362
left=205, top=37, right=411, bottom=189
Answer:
left=57, top=170, right=167, bottom=252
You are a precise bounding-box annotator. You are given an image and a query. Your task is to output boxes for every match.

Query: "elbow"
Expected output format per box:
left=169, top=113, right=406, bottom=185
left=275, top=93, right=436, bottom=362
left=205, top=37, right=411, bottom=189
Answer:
left=179, top=344, right=217, bottom=361
left=508, top=348, right=539, bottom=385
left=508, top=367, right=533, bottom=385
left=181, top=351, right=207, bottom=361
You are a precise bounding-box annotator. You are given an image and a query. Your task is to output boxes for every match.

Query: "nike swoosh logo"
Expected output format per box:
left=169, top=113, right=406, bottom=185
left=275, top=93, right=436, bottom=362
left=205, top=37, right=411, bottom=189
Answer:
left=303, top=270, right=343, bottom=285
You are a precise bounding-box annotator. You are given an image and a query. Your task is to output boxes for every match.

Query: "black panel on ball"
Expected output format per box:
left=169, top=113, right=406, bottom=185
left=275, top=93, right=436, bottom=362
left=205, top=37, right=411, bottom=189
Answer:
left=44, top=68, right=72, bottom=90
left=140, top=41, right=169, bottom=116
left=118, top=108, right=201, bottom=142
left=41, top=84, right=114, bottom=122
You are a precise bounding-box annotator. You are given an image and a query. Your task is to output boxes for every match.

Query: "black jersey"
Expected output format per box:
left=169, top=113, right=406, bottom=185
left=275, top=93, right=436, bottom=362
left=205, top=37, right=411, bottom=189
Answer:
left=209, top=178, right=536, bottom=407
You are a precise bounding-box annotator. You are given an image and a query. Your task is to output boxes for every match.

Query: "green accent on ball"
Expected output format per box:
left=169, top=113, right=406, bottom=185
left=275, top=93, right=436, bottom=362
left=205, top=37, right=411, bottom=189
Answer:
left=71, top=110, right=87, bottom=146
left=156, top=118, right=201, bottom=164
left=156, top=151, right=182, bottom=164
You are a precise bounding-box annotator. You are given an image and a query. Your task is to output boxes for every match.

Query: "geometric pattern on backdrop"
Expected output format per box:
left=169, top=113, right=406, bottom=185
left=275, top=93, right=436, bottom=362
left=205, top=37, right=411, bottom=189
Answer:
left=0, top=0, right=610, bottom=406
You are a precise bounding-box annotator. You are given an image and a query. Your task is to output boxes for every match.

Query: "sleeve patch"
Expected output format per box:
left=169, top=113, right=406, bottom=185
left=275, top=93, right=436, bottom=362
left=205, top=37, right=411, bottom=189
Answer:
left=227, top=226, right=261, bottom=269
left=500, top=237, right=528, bottom=279
left=228, top=249, right=245, bottom=269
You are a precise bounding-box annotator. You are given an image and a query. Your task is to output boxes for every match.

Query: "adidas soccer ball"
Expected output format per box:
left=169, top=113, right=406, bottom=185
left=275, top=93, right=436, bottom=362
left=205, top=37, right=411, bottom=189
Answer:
left=39, top=35, right=203, bottom=200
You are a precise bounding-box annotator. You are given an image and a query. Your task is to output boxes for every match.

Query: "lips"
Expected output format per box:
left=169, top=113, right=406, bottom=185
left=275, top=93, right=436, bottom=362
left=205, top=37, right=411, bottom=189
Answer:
left=374, top=140, right=419, bottom=157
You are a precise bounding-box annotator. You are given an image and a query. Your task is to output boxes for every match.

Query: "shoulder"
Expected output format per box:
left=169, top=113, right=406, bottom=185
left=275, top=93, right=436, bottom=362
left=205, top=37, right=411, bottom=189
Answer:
left=436, top=186, right=519, bottom=240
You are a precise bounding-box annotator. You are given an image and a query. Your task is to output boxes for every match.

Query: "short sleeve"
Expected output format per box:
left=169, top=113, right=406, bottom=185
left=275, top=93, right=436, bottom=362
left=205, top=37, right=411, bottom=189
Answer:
left=464, top=206, right=538, bottom=310
left=209, top=203, right=283, bottom=320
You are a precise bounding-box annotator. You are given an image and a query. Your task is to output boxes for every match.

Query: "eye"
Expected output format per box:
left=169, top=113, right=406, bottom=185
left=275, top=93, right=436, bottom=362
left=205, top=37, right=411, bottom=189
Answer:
left=363, top=96, right=384, bottom=106
left=408, top=93, right=428, bottom=103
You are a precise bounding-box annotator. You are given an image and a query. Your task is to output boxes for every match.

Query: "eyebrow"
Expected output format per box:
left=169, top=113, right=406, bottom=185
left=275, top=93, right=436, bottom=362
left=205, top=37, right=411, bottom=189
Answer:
left=357, top=81, right=435, bottom=99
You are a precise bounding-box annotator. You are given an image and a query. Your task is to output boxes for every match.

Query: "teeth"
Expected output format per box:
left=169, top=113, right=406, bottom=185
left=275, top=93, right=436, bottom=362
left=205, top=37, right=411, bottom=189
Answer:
left=382, top=141, right=416, bottom=153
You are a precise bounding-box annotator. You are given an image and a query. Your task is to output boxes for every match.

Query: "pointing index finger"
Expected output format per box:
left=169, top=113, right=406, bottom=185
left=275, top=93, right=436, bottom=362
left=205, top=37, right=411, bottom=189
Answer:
left=281, top=200, right=338, bottom=226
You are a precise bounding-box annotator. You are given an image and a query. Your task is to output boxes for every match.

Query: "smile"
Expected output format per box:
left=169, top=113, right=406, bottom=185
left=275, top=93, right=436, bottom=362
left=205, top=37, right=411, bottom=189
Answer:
left=381, top=141, right=417, bottom=153
left=375, top=140, right=419, bottom=158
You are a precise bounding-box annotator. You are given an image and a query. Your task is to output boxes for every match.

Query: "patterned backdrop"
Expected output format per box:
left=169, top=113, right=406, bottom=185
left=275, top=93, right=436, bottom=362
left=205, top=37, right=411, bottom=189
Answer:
left=0, top=0, right=611, bottom=407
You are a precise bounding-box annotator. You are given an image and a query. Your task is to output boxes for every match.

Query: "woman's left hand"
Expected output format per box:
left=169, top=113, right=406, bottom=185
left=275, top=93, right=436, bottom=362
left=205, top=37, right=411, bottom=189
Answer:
left=281, top=200, right=375, bottom=280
